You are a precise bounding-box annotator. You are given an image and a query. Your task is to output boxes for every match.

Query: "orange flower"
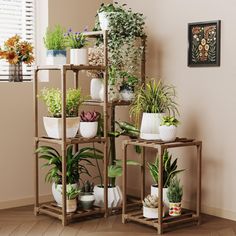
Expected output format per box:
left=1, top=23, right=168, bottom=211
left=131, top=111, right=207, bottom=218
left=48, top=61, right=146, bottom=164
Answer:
left=5, top=35, right=20, bottom=48
left=24, top=55, right=34, bottom=64
left=7, top=51, right=19, bottom=64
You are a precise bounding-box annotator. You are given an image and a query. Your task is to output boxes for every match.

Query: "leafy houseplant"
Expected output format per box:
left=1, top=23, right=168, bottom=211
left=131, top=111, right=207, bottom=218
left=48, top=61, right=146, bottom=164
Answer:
left=79, top=181, right=95, bottom=210
left=43, top=25, right=67, bottom=65
left=39, top=88, right=83, bottom=139
left=130, top=80, right=179, bottom=140
left=167, top=178, right=183, bottom=216
left=65, top=184, right=81, bottom=213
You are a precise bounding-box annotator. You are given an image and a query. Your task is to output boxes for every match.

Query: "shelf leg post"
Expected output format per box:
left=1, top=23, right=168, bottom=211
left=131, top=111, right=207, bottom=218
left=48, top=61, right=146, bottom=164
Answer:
left=122, top=142, right=128, bottom=224
left=196, top=142, right=202, bottom=225
left=141, top=147, right=146, bottom=201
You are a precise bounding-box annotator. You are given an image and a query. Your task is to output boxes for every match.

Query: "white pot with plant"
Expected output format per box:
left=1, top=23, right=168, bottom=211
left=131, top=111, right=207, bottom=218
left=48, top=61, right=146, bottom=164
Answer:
left=44, top=25, right=67, bottom=65
left=40, top=87, right=83, bottom=139
left=167, top=177, right=183, bottom=217
left=79, top=181, right=95, bottom=210
left=148, top=150, right=184, bottom=214
left=130, top=80, right=178, bottom=140
left=65, top=184, right=80, bottom=213
left=65, top=27, right=88, bottom=65
left=79, top=111, right=100, bottom=138
left=36, top=145, right=103, bottom=207
left=159, top=116, right=179, bottom=142
left=142, top=194, right=164, bottom=219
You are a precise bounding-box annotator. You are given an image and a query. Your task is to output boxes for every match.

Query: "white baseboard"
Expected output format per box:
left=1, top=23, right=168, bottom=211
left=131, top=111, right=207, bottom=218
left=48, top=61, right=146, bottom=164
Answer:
left=0, top=194, right=53, bottom=210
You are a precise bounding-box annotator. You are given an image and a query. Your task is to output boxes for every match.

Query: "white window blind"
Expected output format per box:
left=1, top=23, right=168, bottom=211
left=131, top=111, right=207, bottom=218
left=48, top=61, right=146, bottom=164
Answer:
left=0, top=0, right=35, bottom=80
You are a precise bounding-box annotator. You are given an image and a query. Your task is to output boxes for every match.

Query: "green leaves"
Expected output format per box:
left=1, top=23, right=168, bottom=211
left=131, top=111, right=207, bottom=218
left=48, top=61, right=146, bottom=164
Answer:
left=167, top=177, right=183, bottom=203
left=160, top=116, right=179, bottom=127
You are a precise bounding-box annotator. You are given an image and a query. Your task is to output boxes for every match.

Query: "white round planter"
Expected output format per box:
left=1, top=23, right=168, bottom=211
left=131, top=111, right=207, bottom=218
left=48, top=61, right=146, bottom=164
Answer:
left=79, top=193, right=95, bottom=210
left=98, top=12, right=110, bottom=30
left=93, top=185, right=122, bottom=208
left=90, top=78, right=103, bottom=100
left=70, top=48, right=88, bottom=65
left=143, top=206, right=165, bottom=219
left=43, top=117, right=80, bottom=139
left=120, top=89, right=134, bottom=101
left=66, top=199, right=77, bottom=213
left=52, top=182, right=78, bottom=207
left=79, top=121, right=98, bottom=138
left=159, top=125, right=177, bottom=142
left=140, top=113, right=165, bottom=140
left=46, top=50, right=67, bottom=65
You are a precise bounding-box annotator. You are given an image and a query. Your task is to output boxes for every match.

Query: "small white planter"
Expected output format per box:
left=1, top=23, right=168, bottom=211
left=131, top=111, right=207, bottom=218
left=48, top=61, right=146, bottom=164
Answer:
left=159, top=125, right=177, bottom=142
left=70, top=48, right=88, bottom=65
left=120, top=89, right=134, bottom=101
left=98, top=12, right=110, bottom=30
left=79, top=121, right=98, bottom=138
left=52, top=183, right=78, bottom=207
left=90, top=78, right=103, bottom=100
left=93, top=185, right=122, bottom=208
left=99, top=84, right=120, bottom=102
left=46, top=50, right=67, bottom=65
left=66, top=199, right=77, bottom=213
left=79, top=193, right=95, bottom=210
left=143, top=206, right=165, bottom=219
left=43, top=117, right=80, bottom=139
left=140, top=113, right=165, bottom=140
left=169, top=202, right=181, bottom=216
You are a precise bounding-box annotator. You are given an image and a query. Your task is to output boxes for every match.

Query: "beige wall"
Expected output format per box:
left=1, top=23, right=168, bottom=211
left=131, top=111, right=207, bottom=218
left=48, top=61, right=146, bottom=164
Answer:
left=116, top=0, right=236, bottom=220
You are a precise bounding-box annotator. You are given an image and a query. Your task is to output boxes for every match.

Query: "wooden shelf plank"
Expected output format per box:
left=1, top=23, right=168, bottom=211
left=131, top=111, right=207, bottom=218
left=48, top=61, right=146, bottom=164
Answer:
left=82, top=100, right=131, bottom=107
left=35, top=65, right=106, bottom=71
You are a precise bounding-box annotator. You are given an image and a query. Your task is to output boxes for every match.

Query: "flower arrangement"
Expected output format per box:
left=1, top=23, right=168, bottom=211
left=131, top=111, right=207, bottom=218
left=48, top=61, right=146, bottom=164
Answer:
left=65, top=27, right=88, bottom=49
left=0, top=35, right=34, bottom=64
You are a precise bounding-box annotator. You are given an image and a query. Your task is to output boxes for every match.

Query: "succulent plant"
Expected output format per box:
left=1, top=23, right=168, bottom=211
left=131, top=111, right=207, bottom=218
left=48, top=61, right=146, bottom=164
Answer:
left=81, top=180, right=94, bottom=193
left=142, top=194, right=159, bottom=208
left=80, top=111, right=100, bottom=122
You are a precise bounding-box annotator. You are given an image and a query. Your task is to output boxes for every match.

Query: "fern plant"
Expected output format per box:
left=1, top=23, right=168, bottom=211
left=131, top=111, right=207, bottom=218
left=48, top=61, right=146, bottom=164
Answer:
left=167, top=177, right=183, bottom=203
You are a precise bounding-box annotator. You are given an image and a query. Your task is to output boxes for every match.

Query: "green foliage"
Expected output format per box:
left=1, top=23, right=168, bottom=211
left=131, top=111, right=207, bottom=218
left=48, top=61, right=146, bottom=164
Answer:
left=160, top=116, right=180, bottom=127
left=66, top=184, right=81, bottom=200
left=167, top=177, right=183, bottom=203
left=81, top=180, right=94, bottom=193
left=64, top=28, right=88, bottom=49
left=39, top=88, right=84, bottom=117
left=147, top=150, right=184, bottom=188
left=35, top=145, right=103, bottom=184
left=130, top=80, right=179, bottom=124
left=120, top=71, right=139, bottom=91
left=43, top=25, right=66, bottom=50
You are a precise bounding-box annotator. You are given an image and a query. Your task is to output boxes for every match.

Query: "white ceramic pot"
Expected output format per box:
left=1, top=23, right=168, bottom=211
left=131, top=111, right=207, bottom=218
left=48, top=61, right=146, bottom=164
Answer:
left=66, top=199, right=77, bottom=213
left=52, top=182, right=78, bottom=207
left=143, top=206, right=165, bottom=219
left=140, top=113, right=165, bottom=140
left=151, top=185, right=169, bottom=214
left=79, top=121, right=98, bottom=138
left=159, top=125, right=177, bottom=142
left=43, top=117, right=80, bottom=139
left=46, top=50, right=67, bottom=65
left=79, top=193, right=95, bottom=210
left=70, top=48, right=88, bottom=65
left=93, top=185, right=122, bottom=208
left=120, top=89, right=134, bottom=101
left=169, top=202, right=181, bottom=216
left=98, top=12, right=110, bottom=30
left=99, top=84, right=120, bottom=102
left=90, top=78, right=103, bottom=100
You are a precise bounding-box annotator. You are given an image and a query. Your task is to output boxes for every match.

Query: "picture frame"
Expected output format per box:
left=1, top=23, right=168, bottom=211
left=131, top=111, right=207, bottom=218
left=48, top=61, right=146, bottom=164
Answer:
left=188, top=20, right=221, bottom=67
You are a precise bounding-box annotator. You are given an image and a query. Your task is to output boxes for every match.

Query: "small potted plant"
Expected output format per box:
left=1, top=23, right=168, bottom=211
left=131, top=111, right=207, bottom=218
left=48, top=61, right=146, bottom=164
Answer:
left=167, top=177, right=183, bottom=216
left=43, top=25, right=66, bottom=65
left=40, top=87, right=83, bottom=139
left=66, top=184, right=80, bottom=213
left=79, top=181, right=95, bottom=210
left=159, top=116, right=179, bottom=142
left=65, top=27, right=88, bottom=65
left=142, top=194, right=164, bottom=219
left=79, top=111, right=100, bottom=138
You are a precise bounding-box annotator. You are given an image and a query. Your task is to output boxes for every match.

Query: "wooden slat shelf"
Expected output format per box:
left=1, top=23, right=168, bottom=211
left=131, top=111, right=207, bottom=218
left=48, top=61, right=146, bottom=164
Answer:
left=82, top=99, right=131, bottom=107
left=35, top=64, right=106, bottom=71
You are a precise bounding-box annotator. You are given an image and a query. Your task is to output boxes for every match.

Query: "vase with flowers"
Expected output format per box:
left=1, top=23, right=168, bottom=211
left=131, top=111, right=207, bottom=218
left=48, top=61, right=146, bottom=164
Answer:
left=0, top=35, right=34, bottom=82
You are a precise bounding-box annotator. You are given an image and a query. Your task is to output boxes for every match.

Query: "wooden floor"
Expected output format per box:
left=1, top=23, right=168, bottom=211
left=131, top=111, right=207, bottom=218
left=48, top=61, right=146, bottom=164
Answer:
left=0, top=206, right=236, bottom=235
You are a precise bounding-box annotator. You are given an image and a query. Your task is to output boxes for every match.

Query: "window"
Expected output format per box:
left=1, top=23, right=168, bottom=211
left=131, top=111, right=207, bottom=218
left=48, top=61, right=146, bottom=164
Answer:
left=0, top=0, right=35, bottom=80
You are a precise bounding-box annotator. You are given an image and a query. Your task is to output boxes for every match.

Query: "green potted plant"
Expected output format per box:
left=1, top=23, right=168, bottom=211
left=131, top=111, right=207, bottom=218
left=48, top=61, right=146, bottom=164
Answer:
left=130, top=80, right=178, bottom=140
left=65, top=27, right=88, bottom=65
left=159, top=116, right=180, bottom=142
left=167, top=177, right=183, bottom=216
left=43, top=25, right=66, bottom=65
left=148, top=150, right=184, bottom=213
left=39, top=87, right=83, bottom=139
left=65, top=184, right=81, bottom=213
left=35, top=145, right=102, bottom=206
left=79, top=181, right=95, bottom=210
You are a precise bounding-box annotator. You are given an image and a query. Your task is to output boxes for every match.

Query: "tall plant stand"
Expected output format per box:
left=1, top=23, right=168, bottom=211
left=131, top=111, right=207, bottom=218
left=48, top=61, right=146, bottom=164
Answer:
left=122, top=138, right=202, bottom=234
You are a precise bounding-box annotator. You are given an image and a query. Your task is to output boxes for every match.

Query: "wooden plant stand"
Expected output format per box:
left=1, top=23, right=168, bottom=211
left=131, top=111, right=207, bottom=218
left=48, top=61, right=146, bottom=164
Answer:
left=122, top=138, right=202, bottom=234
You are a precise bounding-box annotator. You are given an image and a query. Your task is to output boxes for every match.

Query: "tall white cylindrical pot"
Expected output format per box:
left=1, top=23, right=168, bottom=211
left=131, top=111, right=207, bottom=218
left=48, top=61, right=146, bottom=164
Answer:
left=140, top=113, right=165, bottom=140
left=90, top=78, right=103, bottom=100
left=70, top=48, right=88, bottom=65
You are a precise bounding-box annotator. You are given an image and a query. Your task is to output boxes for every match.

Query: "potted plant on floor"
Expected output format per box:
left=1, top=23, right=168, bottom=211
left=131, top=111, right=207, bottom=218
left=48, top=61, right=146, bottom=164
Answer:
left=159, top=116, right=180, bottom=142
left=79, top=111, right=100, bottom=138
left=130, top=80, right=179, bottom=140
left=66, top=184, right=81, bottom=213
left=39, top=87, right=83, bottom=139
left=148, top=150, right=184, bottom=213
left=44, top=25, right=66, bottom=65
left=79, top=180, right=95, bottom=210
left=167, top=177, right=183, bottom=216
left=65, top=27, right=88, bottom=65
left=35, top=145, right=103, bottom=206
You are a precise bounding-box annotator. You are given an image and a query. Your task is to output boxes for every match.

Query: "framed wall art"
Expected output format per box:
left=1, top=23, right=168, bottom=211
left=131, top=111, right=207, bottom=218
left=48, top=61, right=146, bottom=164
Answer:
left=188, top=20, right=221, bottom=67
